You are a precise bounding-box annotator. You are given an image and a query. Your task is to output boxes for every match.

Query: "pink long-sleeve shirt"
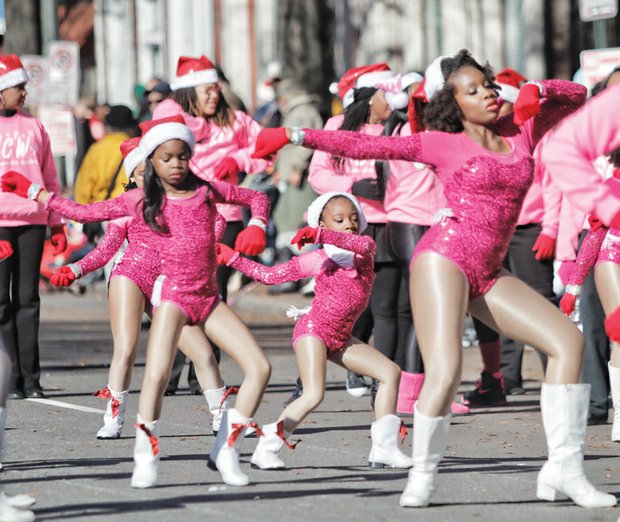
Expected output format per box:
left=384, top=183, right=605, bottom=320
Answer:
left=153, top=99, right=270, bottom=222
left=230, top=228, right=376, bottom=353
left=308, top=115, right=387, bottom=224
left=383, top=123, right=445, bottom=225
left=0, top=110, right=63, bottom=227
left=518, top=138, right=562, bottom=235
left=541, top=82, right=620, bottom=227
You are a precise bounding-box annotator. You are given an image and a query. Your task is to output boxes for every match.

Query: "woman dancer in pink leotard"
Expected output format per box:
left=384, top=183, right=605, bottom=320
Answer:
left=251, top=50, right=615, bottom=509
left=218, top=191, right=412, bottom=471
left=2, top=115, right=271, bottom=489
left=51, top=137, right=230, bottom=440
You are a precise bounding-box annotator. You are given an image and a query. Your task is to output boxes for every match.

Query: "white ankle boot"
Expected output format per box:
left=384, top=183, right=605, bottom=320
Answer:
left=94, top=386, right=128, bottom=439
left=399, top=405, right=451, bottom=508
left=368, top=414, right=413, bottom=469
left=203, top=386, right=230, bottom=435
left=608, top=363, right=620, bottom=442
left=537, top=383, right=616, bottom=508
left=250, top=421, right=291, bottom=470
left=131, top=415, right=160, bottom=488
left=208, top=408, right=252, bottom=486
left=0, top=493, right=34, bottom=522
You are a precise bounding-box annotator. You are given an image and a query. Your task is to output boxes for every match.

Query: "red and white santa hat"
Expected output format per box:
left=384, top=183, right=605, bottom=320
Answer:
left=170, top=55, right=219, bottom=91
left=0, top=54, right=29, bottom=91
left=375, top=71, right=424, bottom=110
left=139, top=114, right=195, bottom=158
left=120, top=137, right=145, bottom=176
left=329, top=63, right=395, bottom=108
left=495, top=68, right=527, bottom=104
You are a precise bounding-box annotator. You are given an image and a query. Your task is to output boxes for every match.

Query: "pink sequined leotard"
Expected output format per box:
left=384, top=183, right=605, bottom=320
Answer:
left=564, top=176, right=620, bottom=289
left=45, top=183, right=268, bottom=325
left=229, top=229, right=376, bottom=355
left=72, top=213, right=228, bottom=299
left=300, top=80, right=586, bottom=299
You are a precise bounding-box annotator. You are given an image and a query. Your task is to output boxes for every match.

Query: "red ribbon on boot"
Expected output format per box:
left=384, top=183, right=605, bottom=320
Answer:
left=276, top=419, right=301, bottom=450
left=93, top=387, right=121, bottom=419
left=399, top=421, right=408, bottom=445
left=226, top=423, right=246, bottom=448
left=218, top=386, right=239, bottom=412
left=246, top=422, right=264, bottom=438
left=135, top=423, right=160, bottom=456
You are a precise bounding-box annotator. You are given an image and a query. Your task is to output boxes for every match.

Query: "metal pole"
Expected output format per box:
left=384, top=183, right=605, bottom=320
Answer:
left=593, top=19, right=608, bottom=48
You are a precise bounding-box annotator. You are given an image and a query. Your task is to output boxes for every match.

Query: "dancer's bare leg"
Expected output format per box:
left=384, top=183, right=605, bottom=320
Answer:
left=469, top=269, right=584, bottom=382
left=178, top=325, right=223, bottom=391
left=278, top=336, right=327, bottom=433
left=108, top=277, right=145, bottom=391
left=137, top=302, right=186, bottom=421
left=332, top=338, right=401, bottom=419
left=595, top=262, right=620, bottom=366
left=410, top=252, right=469, bottom=417
left=204, top=302, right=271, bottom=419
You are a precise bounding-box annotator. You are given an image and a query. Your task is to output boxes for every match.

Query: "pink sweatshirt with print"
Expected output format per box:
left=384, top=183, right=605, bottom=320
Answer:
left=541, top=83, right=620, bottom=227
left=153, top=99, right=270, bottom=222
left=0, top=110, right=63, bottom=227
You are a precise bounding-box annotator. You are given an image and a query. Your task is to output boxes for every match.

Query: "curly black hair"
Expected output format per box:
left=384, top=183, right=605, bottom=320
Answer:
left=423, top=49, right=498, bottom=133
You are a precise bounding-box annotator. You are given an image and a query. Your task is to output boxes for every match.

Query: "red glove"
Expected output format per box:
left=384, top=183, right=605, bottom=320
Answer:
left=513, top=83, right=541, bottom=126
left=50, top=225, right=67, bottom=255
left=557, top=260, right=575, bottom=286
left=605, top=306, right=620, bottom=343
left=214, top=157, right=240, bottom=184
left=532, top=233, right=556, bottom=261
left=588, top=215, right=604, bottom=232
left=559, top=292, right=578, bottom=316
left=234, top=225, right=266, bottom=256
left=251, top=128, right=290, bottom=159
left=0, top=240, right=13, bottom=261
left=50, top=266, right=77, bottom=287
left=291, top=226, right=319, bottom=250
left=215, top=242, right=236, bottom=265
left=1, top=171, right=34, bottom=198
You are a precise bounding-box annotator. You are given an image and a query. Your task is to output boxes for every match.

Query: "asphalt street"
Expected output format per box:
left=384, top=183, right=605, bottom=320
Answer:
left=2, top=282, right=619, bottom=521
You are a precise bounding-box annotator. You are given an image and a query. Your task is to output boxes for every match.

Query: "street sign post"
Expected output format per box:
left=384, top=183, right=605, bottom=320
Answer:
left=47, top=40, right=80, bottom=106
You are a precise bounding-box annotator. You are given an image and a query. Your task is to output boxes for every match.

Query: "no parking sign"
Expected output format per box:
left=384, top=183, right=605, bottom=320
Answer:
left=47, top=40, right=80, bottom=106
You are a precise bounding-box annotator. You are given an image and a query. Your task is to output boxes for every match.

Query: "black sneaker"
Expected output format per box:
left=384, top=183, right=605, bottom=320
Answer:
left=462, top=371, right=507, bottom=407
left=587, top=413, right=608, bottom=426
left=346, top=371, right=368, bottom=398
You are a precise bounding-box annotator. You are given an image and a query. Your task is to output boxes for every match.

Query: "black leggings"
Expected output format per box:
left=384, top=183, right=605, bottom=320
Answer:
left=386, top=221, right=429, bottom=373
left=216, top=220, right=244, bottom=302
left=0, top=225, right=46, bottom=390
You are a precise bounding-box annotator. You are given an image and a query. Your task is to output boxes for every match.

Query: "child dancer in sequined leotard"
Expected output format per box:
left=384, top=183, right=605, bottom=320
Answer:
left=218, top=191, right=412, bottom=470
left=50, top=137, right=230, bottom=440
left=1, top=115, right=272, bottom=490
left=541, top=83, right=620, bottom=447
left=250, top=50, right=616, bottom=509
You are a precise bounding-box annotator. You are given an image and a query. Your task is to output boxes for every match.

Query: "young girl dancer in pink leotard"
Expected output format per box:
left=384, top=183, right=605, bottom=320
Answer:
left=218, top=191, right=412, bottom=470
left=2, top=115, right=271, bottom=489
left=50, top=137, right=230, bottom=440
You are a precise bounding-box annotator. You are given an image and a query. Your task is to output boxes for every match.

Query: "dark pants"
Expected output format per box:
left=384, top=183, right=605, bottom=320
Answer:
left=351, top=224, right=401, bottom=363
left=0, top=225, right=46, bottom=391
left=578, top=230, right=610, bottom=417
left=473, top=223, right=552, bottom=385
left=387, top=222, right=429, bottom=373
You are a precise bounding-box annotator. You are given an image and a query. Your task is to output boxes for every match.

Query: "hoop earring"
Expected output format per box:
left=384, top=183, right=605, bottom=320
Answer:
left=368, top=99, right=373, bottom=106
